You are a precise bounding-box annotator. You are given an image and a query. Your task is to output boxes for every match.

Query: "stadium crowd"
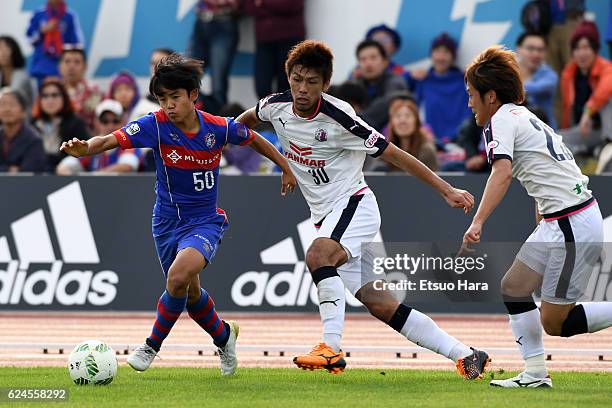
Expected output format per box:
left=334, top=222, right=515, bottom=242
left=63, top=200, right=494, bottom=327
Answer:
left=1, top=0, right=612, bottom=175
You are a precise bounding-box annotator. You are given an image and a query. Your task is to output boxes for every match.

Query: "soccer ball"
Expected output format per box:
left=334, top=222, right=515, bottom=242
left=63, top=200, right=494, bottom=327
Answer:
left=68, top=340, right=117, bottom=385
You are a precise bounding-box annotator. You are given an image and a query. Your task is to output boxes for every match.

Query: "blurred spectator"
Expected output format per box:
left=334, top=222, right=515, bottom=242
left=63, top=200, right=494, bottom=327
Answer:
left=130, top=48, right=174, bottom=121
left=559, top=21, right=612, bottom=155
left=350, top=24, right=405, bottom=79
left=0, top=36, right=35, bottom=110
left=439, top=116, right=487, bottom=173
left=188, top=0, right=240, bottom=106
left=516, top=32, right=558, bottom=129
left=59, top=47, right=102, bottom=130
left=332, top=81, right=368, bottom=115
left=218, top=103, right=262, bottom=173
left=26, top=0, right=84, bottom=84
left=57, top=99, right=144, bottom=174
left=32, top=78, right=89, bottom=171
left=0, top=88, right=46, bottom=173
left=108, top=71, right=140, bottom=121
left=382, top=96, right=437, bottom=172
left=354, top=40, right=407, bottom=129
left=546, top=0, right=585, bottom=75
left=244, top=0, right=305, bottom=98
left=410, top=33, right=470, bottom=147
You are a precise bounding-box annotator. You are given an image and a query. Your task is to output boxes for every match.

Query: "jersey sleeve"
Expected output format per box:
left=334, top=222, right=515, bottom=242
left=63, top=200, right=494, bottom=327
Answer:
left=328, top=100, right=389, bottom=157
left=226, top=117, right=256, bottom=146
left=113, top=113, right=158, bottom=149
left=255, top=93, right=281, bottom=122
left=484, top=113, right=515, bottom=164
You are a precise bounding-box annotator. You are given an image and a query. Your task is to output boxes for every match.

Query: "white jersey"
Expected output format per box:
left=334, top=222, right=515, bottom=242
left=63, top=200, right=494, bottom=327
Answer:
left=256, top=91, right=389, bottom=222
left=484, top=104, right=592, bottom=216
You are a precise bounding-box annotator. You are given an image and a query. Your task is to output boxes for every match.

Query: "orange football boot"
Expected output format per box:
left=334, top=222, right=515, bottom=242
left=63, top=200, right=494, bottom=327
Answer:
left=293, top=343, right=346, bottom=374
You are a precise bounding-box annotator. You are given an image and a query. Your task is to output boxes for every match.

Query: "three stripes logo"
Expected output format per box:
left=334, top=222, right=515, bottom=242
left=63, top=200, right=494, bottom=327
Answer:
left=230, top=218, right=383, bottom=308
left=0, top=182, right=118, bottom=306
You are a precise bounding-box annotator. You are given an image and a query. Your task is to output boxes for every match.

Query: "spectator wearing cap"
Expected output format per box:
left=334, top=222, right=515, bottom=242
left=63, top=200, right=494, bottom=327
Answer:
left=350, top=24, right=405, bottom=79
left=559, top=21, right=612, bottom=155
left=59, top=47, right=103, bottom=131
left=108, top=71, right=140, bottom=121
left=0, top=36, right=35, bottom=110
left=354, top=40, right=407, bottom=130
left=0, top=88, right=46, bottom=173
left=408, top=33, right=471, bottom=149
left=516, top=32, right=559, bottom=129
left=26, top=0, right=84, bottom=85
left=32, top=78, right=89, bottom=171
left=56, top=99, right=144, bottom=174
left=244, top=0, right=305, bottom=99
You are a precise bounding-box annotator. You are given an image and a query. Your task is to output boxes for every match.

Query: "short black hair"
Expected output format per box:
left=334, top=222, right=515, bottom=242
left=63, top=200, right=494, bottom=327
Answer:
left=0, top=36, right=25, bottom=69
left=516, top=31, right=547, bottom=47
left=149, top=53, right=204, bottom=97
left=356, top=39, right=387, bottom=60
left=335, top=81, right=368, bottom=108
left=60, top=46, right=87, bottom=63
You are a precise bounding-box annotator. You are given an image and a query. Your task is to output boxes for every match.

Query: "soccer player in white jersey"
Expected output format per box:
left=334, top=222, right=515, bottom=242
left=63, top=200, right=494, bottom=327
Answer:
left=462, top=46, right=612, bottom=388
left=237, top=40, right=490, bottom=379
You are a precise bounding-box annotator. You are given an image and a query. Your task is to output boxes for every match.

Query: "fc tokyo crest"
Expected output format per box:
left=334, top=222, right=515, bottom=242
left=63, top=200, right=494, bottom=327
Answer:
left=204, top=132, right=216, bottom=149
left=315, top=128, right=328, bottom=142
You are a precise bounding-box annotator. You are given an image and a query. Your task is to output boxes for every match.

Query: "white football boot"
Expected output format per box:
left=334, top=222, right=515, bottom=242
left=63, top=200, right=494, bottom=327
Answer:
left=127, top=343, right=157, bottom=372
left=218, top=321, right=239, bottom=376
left=490, top=371, right=552, bottom=388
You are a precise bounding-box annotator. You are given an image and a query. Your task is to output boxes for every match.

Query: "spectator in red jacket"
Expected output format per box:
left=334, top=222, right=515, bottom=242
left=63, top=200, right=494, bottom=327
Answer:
left=244, top=0, right=305, bottom=98
left=559, top=21, right=612, bottom=155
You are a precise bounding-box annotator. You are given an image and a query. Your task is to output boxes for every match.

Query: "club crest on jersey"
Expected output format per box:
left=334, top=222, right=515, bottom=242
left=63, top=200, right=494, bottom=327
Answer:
left=314, top=128, right=328, bottom=142
left=167, top=149, right=182, bottom=164
left=488, top=140, right=499, bottom=149
left=126, top=123, right=140, bottom=136
left=204, top=133, right=216, bottom=149
left=364, top=132, right=380, bottom=148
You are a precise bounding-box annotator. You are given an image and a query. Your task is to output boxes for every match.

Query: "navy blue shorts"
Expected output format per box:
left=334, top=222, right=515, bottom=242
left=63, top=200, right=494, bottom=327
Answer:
left=152, top=209, right=229, bottom=276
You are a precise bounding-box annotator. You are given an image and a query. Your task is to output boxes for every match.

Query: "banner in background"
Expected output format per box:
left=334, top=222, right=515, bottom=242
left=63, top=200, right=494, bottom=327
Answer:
left=1, top=175, right=611, bottom=313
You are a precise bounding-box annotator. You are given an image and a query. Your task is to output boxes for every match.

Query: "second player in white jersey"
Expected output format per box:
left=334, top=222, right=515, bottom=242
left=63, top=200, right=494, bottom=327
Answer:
left=463, top=46, right=611, bottom=389
left=483, top=103, right=591, bottom=216
left=257, top=90, right=387, bottom=222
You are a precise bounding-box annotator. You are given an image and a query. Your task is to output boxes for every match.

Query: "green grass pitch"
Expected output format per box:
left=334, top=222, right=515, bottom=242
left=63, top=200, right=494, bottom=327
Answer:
left=0, top=367, right=611, bottom=407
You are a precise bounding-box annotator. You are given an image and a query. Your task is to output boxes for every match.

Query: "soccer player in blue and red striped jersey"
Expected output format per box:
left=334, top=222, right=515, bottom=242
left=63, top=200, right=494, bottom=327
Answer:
left=60, top=53, right=296, bottom=376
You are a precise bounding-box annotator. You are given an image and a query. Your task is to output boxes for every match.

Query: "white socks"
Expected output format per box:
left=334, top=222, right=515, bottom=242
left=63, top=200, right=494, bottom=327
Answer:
left=399, top=309, right=472, bottom=362
left=508, top=308, right=547, bottom=377
left=581, top=302, right=612, bottom=333
left=317, top=275, right=346, bottom=352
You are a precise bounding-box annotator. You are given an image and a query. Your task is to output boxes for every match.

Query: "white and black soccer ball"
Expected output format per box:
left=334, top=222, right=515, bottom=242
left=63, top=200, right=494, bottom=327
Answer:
left=68, top=340, right=117, bottom=385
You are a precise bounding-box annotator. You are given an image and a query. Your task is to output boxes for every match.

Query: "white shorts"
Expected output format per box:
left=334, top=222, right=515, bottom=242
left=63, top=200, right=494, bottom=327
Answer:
left=516, top=200, right=603, bottom=304
left=315, top=191, right=381, bottom=295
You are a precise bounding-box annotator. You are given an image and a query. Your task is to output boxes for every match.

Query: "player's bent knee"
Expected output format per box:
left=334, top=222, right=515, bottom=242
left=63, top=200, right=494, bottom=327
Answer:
left=541, top=315, right=563, bottom=336
left=306, top=239, right=342, bottom=271
left=500, top=275, right=531, bottom=297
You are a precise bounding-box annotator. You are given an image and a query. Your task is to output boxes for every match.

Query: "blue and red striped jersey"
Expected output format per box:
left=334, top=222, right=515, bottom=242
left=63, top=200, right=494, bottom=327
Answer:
left=113, top=109, right=255, bottom=219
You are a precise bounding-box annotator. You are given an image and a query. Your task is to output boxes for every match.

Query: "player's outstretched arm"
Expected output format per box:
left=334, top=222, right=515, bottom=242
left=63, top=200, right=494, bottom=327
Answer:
left=60, top=134, right=119, bottom=158
left=380, top=143, right=474, bottom=212
left=463, top=159, right=512, bottom=244
left=248, top=133, right=297, bottom=196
